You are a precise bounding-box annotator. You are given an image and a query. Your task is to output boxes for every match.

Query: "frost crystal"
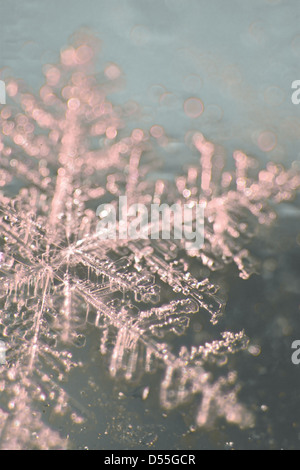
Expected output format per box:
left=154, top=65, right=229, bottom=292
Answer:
left=0, top=34, right=299, bottom=448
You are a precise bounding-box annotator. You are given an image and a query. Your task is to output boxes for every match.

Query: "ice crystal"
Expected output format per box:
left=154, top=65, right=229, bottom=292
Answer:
left=0, top=34, right=299, bottom=449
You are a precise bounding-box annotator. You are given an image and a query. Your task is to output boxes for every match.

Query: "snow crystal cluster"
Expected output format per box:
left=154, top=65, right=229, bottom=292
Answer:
left=0, top=34, right=299, bottom=449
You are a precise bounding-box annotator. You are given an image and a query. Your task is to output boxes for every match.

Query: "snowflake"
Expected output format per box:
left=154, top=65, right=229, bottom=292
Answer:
left=0, top=33, right=299, bottom=449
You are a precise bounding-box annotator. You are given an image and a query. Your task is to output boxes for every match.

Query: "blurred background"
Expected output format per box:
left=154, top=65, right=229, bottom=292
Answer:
left=1, top=0, right=300, bottom=168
